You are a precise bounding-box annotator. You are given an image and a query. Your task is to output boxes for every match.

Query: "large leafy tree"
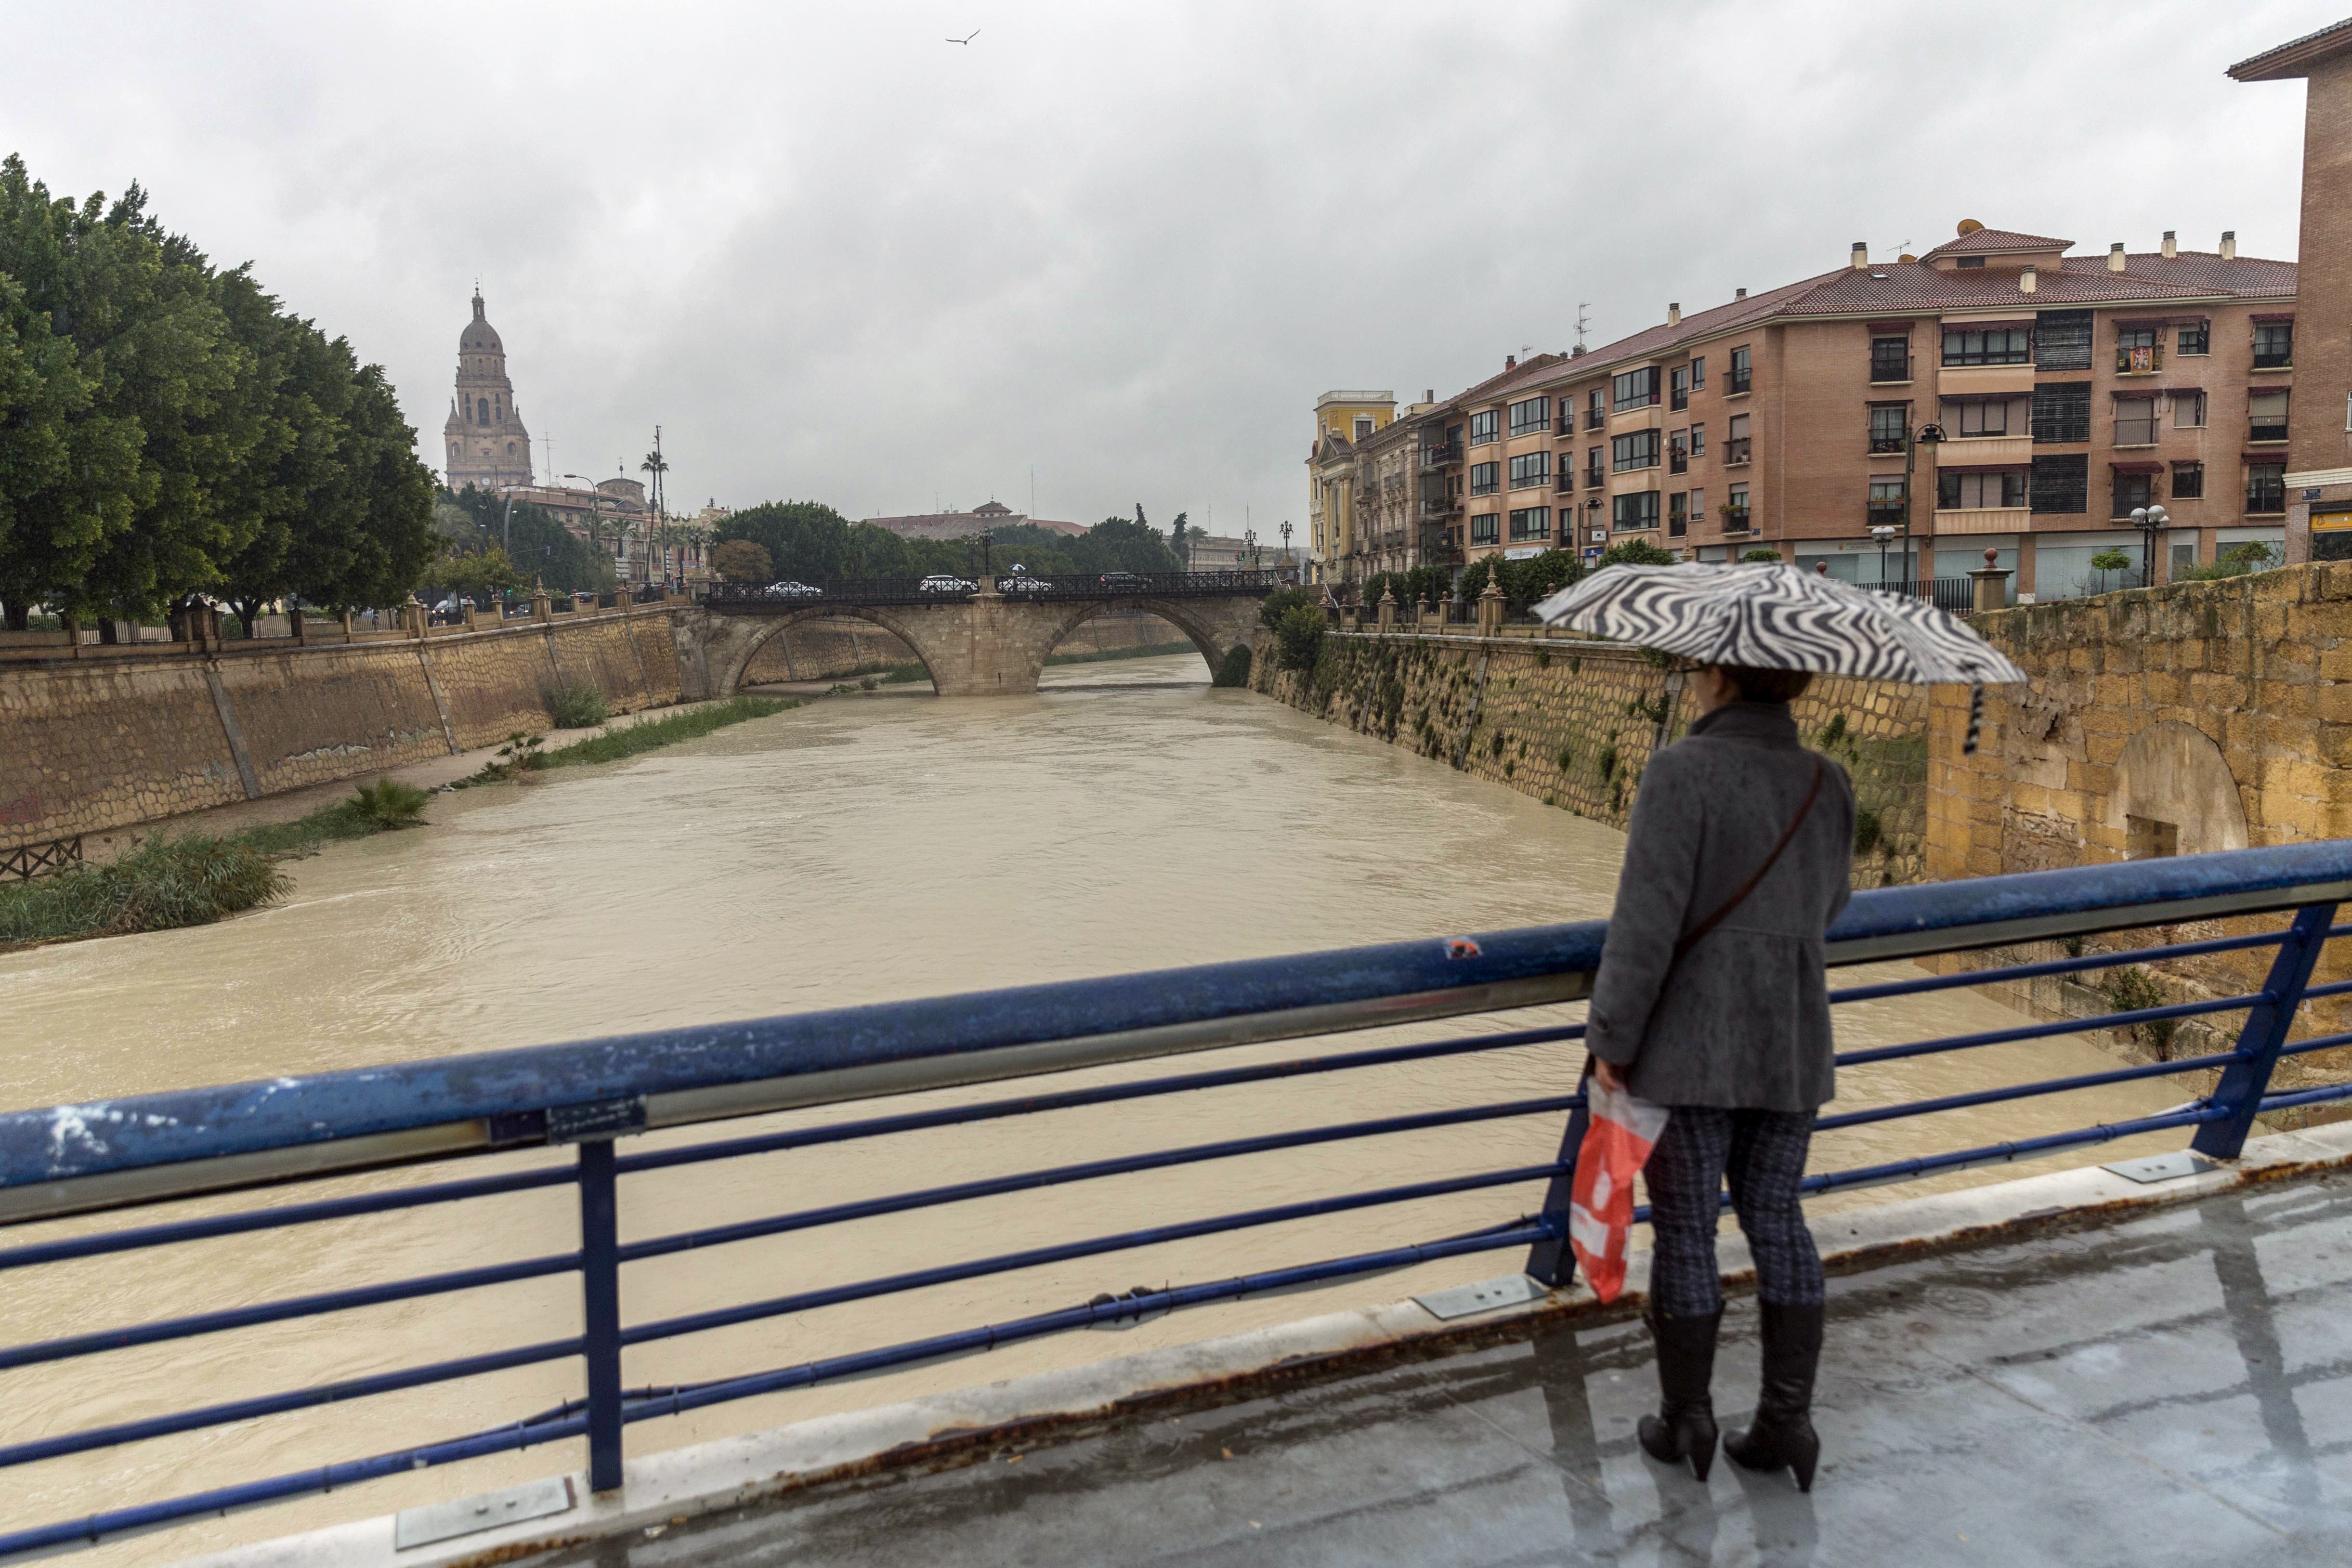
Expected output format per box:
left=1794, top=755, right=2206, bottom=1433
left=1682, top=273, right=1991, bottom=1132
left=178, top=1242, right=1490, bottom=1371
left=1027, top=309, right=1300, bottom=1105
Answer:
left=442, top=484, right=609, bottom=597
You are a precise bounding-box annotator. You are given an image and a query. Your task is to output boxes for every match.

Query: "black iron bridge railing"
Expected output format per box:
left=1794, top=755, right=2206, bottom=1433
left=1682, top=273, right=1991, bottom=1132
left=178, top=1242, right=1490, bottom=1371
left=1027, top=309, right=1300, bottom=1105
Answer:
left=699, top=572, right=1286, bottom=610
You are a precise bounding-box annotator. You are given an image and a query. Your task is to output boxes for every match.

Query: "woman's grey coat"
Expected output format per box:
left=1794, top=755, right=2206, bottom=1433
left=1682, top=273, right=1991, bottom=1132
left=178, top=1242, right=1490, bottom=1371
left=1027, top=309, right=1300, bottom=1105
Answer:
left=1585, top=701, right=1855, bottom=1111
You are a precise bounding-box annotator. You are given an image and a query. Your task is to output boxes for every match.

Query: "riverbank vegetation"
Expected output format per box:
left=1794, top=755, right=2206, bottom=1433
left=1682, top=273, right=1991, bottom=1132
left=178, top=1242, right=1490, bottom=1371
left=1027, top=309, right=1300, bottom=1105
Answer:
left=530, top=696, right=798, bottom=770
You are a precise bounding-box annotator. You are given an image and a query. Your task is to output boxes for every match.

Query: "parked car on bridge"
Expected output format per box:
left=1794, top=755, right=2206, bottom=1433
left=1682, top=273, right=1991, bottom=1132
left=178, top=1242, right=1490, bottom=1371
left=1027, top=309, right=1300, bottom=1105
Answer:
left=1096, top=572, right=1149, bottom=591
left=918, top=575, right=976, bottom=593
left=1000, top=571, right=1053, bottom=593
left=763, top=580, right=823, bottom=598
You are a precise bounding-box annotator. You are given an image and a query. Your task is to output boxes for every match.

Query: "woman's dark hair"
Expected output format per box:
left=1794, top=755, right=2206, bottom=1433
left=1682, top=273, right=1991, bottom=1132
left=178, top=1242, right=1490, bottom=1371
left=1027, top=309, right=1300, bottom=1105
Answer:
left=1717, top=665, right=1813, bottom=704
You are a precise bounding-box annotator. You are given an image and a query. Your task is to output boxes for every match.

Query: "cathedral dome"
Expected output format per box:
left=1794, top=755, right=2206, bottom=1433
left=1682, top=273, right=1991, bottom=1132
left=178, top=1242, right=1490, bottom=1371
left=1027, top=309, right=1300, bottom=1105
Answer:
left=459, top=292, right=504, bottom=355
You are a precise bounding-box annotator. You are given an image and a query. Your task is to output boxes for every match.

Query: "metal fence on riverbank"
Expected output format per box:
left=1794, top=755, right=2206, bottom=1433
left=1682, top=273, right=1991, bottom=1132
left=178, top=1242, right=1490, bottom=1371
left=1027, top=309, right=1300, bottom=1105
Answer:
left=4, top=845, right=2352, bottom=1558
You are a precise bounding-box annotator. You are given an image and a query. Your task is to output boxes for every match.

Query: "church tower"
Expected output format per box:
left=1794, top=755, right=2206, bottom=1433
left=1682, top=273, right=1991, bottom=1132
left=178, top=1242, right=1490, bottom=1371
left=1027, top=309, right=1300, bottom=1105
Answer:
left=442, top=290, right=535, bottom=491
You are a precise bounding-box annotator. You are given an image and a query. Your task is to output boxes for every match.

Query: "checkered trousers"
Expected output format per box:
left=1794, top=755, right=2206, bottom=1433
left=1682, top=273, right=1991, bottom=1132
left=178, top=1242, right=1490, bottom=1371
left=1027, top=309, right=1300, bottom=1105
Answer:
left=1643, top=1106, right=1823, bottom=1318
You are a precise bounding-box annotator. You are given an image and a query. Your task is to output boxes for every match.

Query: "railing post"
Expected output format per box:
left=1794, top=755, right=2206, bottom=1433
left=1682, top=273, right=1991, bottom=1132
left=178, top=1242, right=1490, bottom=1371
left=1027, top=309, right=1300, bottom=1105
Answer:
left=577, top=1139, right=625, bottom=1492
left=2192, top=901, right=2336, bottom=1159
left=1523, top=1092, right=1590, bottom=1289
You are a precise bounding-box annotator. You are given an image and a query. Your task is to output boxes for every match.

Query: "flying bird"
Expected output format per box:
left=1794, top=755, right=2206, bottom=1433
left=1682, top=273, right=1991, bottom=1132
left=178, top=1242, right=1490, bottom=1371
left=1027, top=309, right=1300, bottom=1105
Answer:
left=946, top=28, right=979, bottom=43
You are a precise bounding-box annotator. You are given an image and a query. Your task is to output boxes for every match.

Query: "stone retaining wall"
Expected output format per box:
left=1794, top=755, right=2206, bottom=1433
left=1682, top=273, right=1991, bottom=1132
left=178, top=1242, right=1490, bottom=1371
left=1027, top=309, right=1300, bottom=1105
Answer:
left=1249, top=627, right=1929, bottom=886
left=0, top=606, right=685, bottom=845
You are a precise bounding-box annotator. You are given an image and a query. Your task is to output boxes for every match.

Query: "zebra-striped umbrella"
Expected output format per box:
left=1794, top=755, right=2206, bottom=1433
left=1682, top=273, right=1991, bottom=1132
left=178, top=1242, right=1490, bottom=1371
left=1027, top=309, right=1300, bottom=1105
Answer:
left=1530, top=563, right=2026, bottom=686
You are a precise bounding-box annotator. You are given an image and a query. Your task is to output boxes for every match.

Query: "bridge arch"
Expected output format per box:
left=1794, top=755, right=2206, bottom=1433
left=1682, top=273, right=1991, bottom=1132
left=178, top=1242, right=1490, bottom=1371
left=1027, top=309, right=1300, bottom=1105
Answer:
left=714, top=604, right=944, bottom=697
left=1044, top=598, right=1255, bottom=679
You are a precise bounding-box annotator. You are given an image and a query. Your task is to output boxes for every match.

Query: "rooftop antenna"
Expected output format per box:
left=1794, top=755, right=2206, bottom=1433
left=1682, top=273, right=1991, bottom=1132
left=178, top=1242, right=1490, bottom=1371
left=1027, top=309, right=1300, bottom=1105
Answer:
left=1575, top=303, right=1591, bottom=353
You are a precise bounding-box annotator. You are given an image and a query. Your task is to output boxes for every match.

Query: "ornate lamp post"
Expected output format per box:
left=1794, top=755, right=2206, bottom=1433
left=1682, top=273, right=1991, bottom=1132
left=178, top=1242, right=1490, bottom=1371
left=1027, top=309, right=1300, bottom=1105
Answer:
left=2129, top=504, right=2170, bottom=588
left=1869, top=523, right=1898, bottom=591
left=1902, top=421, right=1946, bottom=595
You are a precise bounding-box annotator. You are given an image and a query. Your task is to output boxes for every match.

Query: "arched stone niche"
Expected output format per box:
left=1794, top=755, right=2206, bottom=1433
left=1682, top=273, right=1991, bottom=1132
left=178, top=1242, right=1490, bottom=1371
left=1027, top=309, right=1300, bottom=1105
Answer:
left=2104, top=721, right=2248, bottom=858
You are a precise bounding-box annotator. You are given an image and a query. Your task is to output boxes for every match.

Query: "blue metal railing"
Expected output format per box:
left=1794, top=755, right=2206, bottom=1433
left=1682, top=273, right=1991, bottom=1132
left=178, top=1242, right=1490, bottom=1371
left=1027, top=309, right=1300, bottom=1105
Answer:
left=5, top=843, right=2352, bottom=1557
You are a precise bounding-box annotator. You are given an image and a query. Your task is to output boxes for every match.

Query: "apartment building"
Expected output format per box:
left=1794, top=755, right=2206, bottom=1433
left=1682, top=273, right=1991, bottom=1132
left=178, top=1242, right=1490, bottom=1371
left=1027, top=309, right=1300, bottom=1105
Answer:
left=1402, top=228, right=2296, bottom=600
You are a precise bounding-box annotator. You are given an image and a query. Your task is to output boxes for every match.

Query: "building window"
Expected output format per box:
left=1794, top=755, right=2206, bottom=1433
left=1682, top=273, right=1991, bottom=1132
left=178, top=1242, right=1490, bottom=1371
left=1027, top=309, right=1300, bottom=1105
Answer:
left=1942, top=394, right=2024, bottom=436
left=1612, top=367, right=1661, bottom=412
left=2115, top=326, right=2162, bottom=373
left=2113, top=395, right=2158, bottom=447
left=1867, top=479, right=1907, bottom=529
left=1690, top=356, right=1706, bottom=389
left=1957, top=256, right=1986, bottom=269
left=1468, top=410, right=1499, bottom=446
left=2172, top=461, right=2204, bottom=499
left=2248, top=462, right=2287, bottom=514
left=2254, top=321, right=2294, bottom=369
left=1689, top=487, right=1705, bottom=524
left=1584, top=447, right=1603, bottom=485
left=2249, top=389, right=2291, bottom=444
left=1669, top=429, right=1689, bottom=475
left=1724, top=413, right=1751, bottom=464
left=1612, top=491, right=1660, bottom=532
left=1586, top=390, right=1606, bottom=430
left=2112, top=470, right=2156, bottom=515
left=1508, top=451, right=1551, bottom=489
left=1689, top=421, right=1705, bottom=456
left=1508, top=506, right=1551, bottom=541
left=2031, top=382, right=2091, bottom=444
left=1943, top=326, right=2032, bottom=367
left=2034, top=310, right=2093, bottom=371
left=1727, top=347, right=1751, bottom=394
left=476, top=398, right=490, bottom=424
left=2177, top=320, right=2209, bottom=356
left=1470, top=512, right=1500, bottom=544
left=1668, top=492, right=1689, bottom=537
left=1938, top=469, right=2027, bottom=509
left=1870, top=336, right=1911, bottom=382
left=1469, top=462, right=1499, bottom=496
left=2031, top=454, right=2090, bottom=514
left=1612, top=430, right=1661, bottom=472
left=1868, top=404, right=1908, bottom=453
left=1670, top=366, right=1691, bottom=411
left=1354, top=416, right=1374, bottom=440
left=1508, top=396, right=1551, bottom=437
left=2174, top=391, right=2207, bottom=429
left=1725, top=483, right=1749, bottom=530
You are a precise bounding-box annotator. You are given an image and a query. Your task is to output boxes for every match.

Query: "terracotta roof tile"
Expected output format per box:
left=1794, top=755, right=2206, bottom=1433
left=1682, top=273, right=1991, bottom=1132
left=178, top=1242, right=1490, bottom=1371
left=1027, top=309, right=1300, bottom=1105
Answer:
left=2230, top=17, right=2352, bottom=80
left=1922, top=228, right=2073, bottom=257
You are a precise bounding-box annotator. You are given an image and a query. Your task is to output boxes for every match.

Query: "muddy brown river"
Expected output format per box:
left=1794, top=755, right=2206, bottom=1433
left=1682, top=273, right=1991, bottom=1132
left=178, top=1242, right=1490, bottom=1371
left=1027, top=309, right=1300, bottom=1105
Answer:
left=0, top=653, right=2182, bottom=1561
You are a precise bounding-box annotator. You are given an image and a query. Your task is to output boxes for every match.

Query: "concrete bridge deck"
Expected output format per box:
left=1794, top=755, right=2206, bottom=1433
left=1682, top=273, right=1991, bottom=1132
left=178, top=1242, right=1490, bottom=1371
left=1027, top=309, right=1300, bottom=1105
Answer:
left=521, top=1163, right=2352, bottom=1568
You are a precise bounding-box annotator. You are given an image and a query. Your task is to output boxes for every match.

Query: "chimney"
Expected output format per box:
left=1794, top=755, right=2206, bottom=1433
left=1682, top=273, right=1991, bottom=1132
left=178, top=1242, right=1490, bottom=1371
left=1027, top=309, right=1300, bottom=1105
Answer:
left=1850, top=241, right=1869, bottom=270
left=1424, top=388, right=1434, bottom=402
left=2108, top=242, right=2126, bottom=272
left=2161, top=229, right=2177, bottom=259
left=1736, top=287, right=1748, bottom=299
left=2221, top=230, right=2237, bottom=260
left=2020, top=265, right=2038, bottom=294
left=1571, top=344, right=1587, bottom=357
left=1504, top=354, right=1516, bottom=369
left=1667, top=302, right=1681, bottom=327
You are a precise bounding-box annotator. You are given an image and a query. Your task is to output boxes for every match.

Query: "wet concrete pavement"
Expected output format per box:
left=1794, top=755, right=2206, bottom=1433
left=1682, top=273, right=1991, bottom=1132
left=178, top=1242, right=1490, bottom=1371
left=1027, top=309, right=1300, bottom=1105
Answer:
left=531, top=1168, right=2352, bottom=1568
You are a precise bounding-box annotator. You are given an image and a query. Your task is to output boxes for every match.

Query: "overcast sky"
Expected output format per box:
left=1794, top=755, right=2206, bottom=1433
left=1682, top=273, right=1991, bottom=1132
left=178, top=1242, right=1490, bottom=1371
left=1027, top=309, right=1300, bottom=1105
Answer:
left=0, top=0, right=2330, bottom=536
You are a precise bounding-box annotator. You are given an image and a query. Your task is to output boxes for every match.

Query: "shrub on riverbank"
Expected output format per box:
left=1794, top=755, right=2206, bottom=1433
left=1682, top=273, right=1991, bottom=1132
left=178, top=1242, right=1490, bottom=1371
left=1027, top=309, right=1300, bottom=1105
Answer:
left=532, top=697, right=798, bottom=770
left=544, top=679, right=610, bottom=729
left=1275, top=604, right=1325, bottom=670
left=0, top=836, right=289, bottom=944
left=1213, top=645, right=1253, bottom=687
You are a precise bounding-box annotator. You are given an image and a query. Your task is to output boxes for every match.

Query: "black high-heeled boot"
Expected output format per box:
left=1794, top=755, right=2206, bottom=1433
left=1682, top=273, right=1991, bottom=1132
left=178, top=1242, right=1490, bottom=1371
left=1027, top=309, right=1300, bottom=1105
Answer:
left=1725, top=1300, right=1825, bottom=1492
left=1637, top=1308, right=1722, bottom=1480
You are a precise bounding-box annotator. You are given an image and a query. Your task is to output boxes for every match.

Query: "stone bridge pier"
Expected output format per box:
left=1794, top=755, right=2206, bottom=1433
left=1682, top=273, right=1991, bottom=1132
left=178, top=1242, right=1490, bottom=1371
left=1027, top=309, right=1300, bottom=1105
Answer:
left=673, top=589, right=1263, bottom=699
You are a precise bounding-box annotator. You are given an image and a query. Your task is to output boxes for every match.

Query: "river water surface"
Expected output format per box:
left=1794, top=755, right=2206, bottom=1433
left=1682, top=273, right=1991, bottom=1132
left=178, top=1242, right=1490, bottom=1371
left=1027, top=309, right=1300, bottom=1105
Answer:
left=0, top=653, right=2184, bottom=1561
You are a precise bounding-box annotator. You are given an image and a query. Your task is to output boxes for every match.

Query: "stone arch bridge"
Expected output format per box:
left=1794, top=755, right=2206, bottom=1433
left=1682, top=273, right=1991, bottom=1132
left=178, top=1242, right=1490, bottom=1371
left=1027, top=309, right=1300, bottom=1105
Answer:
left=674, top=573, right=1280, bottom=698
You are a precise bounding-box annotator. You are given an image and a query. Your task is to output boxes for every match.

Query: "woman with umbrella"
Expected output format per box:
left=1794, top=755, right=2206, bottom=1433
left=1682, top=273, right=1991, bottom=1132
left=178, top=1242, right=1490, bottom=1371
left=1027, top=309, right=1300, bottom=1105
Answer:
left=1533, top=562, right=2022, bottom=1492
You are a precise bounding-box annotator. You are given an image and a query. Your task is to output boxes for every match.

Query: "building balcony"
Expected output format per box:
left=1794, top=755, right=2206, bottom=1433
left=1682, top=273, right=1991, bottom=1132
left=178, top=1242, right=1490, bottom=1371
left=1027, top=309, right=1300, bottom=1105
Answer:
left=1723, top=438, right=1752, bottom=465
left=1670, top=391, right=1689, bottom=413
left=1936, top=434, right=2033, bottom=464
left=1584, top=468, right=1604, bottom=488
left=1719, top=507, right=1752, bottom=533
left=2115, top=346, right=2164, bottom=374
left=1867, top=436, right=1905, bottom=455
left=1869, top=355, right=1914, bottom=384
left=1584, top=412, right=1606, bottom=432
left=1555, top=473, right=1576, bottom=493
left=2113, top=421, right=2160, bottom=447
left=1419, top=442, right=1462, bottom=469
left=1422, top=496, right=1460, bottom=516
left=2254, top=351, right=2293, bottom=371
left=1866, top=501, right=1908, bottom=529
left=1727, top=369, right=1752, bottom=395
left=1933, top=506, right=2031, bottom=535
left=1669, top=453, right=1688, bottom=475
left=2250, top=423, right=2289, bottom=444
left=2248, top=484, right=2287, bottom=515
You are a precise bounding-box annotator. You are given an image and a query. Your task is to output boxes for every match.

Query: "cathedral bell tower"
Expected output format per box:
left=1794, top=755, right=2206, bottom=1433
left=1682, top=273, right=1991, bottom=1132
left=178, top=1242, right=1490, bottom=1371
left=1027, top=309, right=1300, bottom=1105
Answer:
left=442, top=290, right=535, bottom=492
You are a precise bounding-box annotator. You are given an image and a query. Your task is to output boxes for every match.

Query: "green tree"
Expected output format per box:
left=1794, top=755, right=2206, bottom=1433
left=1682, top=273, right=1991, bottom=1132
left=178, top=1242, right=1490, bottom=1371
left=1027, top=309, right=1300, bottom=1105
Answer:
left=441, top=486, right=607, bottom=597
left=1275, top=602, right=1326, bottom=669
left=712, top=538, right=772, bottom=581
left=1740, top=548, right=1783, bottom=563
left=1599, top=538, right=1678, bottom=568
left=417, top=544, right=523, bottom=600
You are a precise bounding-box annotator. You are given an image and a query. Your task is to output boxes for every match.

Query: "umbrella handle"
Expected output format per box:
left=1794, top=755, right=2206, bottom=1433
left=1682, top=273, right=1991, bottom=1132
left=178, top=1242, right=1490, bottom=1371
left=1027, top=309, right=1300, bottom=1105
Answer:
left=1963, top=684, right=1984, bottom=756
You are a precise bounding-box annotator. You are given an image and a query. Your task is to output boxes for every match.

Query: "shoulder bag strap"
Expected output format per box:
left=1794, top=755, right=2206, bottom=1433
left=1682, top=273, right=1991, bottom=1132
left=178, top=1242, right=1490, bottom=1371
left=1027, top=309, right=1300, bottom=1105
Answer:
left=1671, top=756, right=1828, bottom=965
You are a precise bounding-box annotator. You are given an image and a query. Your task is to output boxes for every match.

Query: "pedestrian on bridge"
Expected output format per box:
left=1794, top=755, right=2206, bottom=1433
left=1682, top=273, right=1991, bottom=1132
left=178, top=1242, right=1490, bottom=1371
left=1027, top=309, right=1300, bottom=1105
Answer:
left=1536, top=561, right=2027, bottom=1493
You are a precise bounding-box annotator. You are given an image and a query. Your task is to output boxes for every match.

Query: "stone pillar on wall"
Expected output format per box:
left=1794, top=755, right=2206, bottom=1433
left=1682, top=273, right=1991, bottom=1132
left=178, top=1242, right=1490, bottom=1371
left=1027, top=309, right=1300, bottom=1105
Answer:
left=1377, top=587, right=1396, bottom=631
left=402, top=599, right=427, bottom=638
left=1970, top=548, right=2014, bottom=615
left=1477, top=574, right=1506, bottom=637
left=532, top=589, right=553, bottom=623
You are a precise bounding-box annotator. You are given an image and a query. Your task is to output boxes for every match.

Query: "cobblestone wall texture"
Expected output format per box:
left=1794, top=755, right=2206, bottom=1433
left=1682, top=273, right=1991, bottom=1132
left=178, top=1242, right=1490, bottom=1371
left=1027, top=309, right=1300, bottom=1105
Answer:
left=0, top=606, right=687, bottom=844
left=1250, top=627, right=1927, bottom=886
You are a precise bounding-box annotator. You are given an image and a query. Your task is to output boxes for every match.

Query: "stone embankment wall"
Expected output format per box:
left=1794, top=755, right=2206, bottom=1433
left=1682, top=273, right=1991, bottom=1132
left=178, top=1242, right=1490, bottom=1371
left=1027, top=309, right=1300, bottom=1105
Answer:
left=0, top=604, right=684, bottom=845
left=1249, top=627, right=1928, bottom=886
left=1924, top=562, right=2352, bottom=1112
left=738, top=609, right=1192, bottom=686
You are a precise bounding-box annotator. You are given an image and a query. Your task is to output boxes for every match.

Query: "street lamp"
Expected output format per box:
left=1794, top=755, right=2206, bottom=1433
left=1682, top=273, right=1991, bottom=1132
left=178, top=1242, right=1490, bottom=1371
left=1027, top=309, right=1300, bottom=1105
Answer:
left=1902, top=422, right=1945, bottom=595
left=2130, top=505, right=2170, bottom=588
left=562, top=474, right=617, bottom=590
left=1869, top=523, right=1898, bottom=591
left=1243, top=527, right=1258, bottom=572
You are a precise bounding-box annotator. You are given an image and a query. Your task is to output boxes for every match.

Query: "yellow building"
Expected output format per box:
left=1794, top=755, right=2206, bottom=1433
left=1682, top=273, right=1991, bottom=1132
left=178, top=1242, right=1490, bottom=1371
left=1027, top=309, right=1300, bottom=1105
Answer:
left=1307, top=390, right=1394, bottom=586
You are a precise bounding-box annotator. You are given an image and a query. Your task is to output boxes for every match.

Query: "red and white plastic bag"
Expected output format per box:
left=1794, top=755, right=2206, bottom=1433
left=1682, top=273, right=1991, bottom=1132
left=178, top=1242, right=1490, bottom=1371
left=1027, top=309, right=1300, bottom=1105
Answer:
left=1567, top=1077, right=1671, bottom=1304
